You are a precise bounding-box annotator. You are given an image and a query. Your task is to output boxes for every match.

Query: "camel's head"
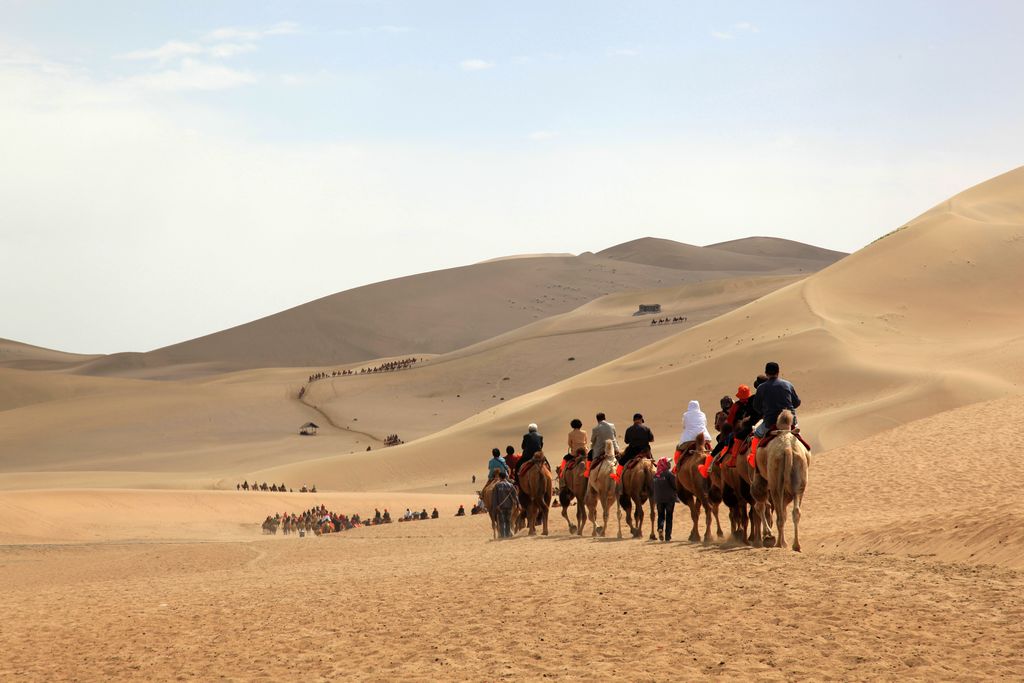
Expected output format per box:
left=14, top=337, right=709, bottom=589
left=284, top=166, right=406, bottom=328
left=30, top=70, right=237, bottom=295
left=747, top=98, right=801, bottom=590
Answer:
left=777, top=410, right=794, bottom=431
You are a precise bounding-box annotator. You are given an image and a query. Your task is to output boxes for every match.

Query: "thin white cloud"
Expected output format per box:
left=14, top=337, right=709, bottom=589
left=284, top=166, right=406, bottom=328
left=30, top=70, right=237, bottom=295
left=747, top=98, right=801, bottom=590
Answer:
left=120, top=58, right=256, bottom=91
left=207, top=42, right=257, bottom=59
left=711, top=31, right=734, bottom=40
left=527, top=130, right=559, bottom=141
left=203, top=21, right=299, bottom=42
left=117, top=40, right=204, bottom=63
left=460, top=58, right=494, bottom=71
left=735, top=21, right=760, bottom=33
left=713, top=22, right=759, bottom=41
left=609, top=48, right=640, bottom=57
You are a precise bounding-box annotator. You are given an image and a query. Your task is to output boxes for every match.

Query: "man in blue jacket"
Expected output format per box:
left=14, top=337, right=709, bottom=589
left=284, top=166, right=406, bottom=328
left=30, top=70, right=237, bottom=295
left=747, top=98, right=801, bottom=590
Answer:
left=487, top=448, right=508, bottom=481
left=750, top=361, right=801, bottom=461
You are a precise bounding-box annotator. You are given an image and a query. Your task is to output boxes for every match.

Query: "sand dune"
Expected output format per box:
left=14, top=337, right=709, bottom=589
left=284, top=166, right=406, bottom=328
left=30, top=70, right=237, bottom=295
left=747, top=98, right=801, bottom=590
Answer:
left=69, top=237, right=840, bottom=378
left=599, top=236, right=841, bottom=272
left=255, top=166, right=1024, bottom=493
left=0, top=337, right=99, bottom=370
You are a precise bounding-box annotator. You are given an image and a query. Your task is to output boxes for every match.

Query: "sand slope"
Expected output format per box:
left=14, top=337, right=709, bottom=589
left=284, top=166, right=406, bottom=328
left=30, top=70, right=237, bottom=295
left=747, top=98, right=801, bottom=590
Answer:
left=257, top=166, right=1024, bottom=492
left=71, top=238, right=842, bottom=377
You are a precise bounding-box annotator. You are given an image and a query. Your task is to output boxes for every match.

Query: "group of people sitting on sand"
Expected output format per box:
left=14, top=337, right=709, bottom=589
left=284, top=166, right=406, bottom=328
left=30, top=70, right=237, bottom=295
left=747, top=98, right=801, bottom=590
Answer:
left=399, top=507, right=440, bottom=522
left=383, top=434, right=403, bottom=446
left=455, top=501, right=487, bottom=517
left=649, top=316, right=687, bottom=325
left=238, top=481, right=289, bottom=492
left=262, top=505, right=367, bottom=535
left=305, top=358, right=420, bottom=385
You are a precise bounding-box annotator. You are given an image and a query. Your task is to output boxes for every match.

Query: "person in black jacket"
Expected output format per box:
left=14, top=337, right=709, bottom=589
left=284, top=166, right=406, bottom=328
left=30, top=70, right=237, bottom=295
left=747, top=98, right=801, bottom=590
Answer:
left=620, top=413, right=654, bottom=468
left=652, top=457, right=678, bottom=542
left=750, top=362, right=801, bottom=461
left=516, top=423, right=544, bottom=478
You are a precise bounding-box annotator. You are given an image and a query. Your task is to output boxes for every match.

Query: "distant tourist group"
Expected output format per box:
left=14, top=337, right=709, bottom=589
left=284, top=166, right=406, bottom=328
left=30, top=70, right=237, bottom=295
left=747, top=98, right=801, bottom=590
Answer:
left=384, top=434, right=403, bottom=446
left=305, top=358, right=421, bottom=385
left=650, top=316, right=687, bottom=325
left=239, top=481, right=290, bottom=492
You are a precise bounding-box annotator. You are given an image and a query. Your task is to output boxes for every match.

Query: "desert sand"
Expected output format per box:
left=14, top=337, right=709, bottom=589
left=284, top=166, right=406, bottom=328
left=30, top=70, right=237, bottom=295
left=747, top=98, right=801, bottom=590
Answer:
left=3, top=170, right=1024, bottom=680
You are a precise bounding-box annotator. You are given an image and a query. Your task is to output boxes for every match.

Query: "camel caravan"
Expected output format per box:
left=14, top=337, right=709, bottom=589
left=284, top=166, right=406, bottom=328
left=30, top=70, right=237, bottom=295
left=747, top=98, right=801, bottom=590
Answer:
left=480, top=362, right=811, bottom=551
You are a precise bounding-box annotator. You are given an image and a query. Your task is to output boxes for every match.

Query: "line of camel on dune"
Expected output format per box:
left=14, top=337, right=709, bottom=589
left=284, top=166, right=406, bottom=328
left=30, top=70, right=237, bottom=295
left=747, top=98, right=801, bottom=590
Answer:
left=479, top=363, right=810, bottom=552
left=304, top=358, right=421, bottom=386
left=238, top=481, right=316, bottom=493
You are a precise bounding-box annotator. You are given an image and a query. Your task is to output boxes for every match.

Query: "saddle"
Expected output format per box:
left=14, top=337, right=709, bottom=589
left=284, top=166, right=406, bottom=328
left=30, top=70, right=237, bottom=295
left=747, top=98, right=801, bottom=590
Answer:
left=519, top=455, right=550, bottom=479
left=760, top=426, right=812, bottom=452
left=624, top=451, right=652, bottom=472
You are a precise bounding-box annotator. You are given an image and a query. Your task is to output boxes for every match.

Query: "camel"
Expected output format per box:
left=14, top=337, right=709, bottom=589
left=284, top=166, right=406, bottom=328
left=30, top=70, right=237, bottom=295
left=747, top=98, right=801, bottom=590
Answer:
left=584, top=440, right=622, bottom=538
left=755, top=410, right=809, bottom=551
left=724, top=436, right=774, bottom=547
left=620, top=451, right=656, bottom=540
left=519, top=452, right=553, bottom=536
left=557, top=449, right=588, bottom=535
left=674, top=434, right=725, bottom=543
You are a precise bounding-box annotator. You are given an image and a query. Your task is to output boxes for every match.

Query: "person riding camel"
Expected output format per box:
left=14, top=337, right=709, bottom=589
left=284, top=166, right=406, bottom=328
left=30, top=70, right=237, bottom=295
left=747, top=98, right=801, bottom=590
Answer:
left=487, top=448, right=508, bottom=481
left=562, top=418, right=588, bottom=475
left=709, top=395, right=735, bottom=461
left=616, top=413, right=654, bottom=481
left=674, top=400, right=712, bottom=477
left=504, top=445, right=521, bottom=478
left=748, top=361, right=802, bottom=467
left=516, top=424, right=544, bottom=479
left=585, top=412, right=618, bottom=478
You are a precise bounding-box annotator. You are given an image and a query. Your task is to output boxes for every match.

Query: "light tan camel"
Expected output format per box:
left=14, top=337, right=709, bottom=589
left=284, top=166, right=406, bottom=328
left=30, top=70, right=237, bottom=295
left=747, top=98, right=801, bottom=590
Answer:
left=674, top=434, right=725, bottom=543
left=620, top=452, right=657, bottom=540
left=755, top=410, right=810, bottom=551
left=558, top=448, right=588, bottom=535
left=519, top=451, right=553, bottom=536
left=584, top=440, right=622, bottom=538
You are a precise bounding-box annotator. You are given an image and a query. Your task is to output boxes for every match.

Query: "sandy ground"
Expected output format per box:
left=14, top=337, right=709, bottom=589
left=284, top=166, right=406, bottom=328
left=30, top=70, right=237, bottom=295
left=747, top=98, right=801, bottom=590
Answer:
left=2, top=514, right=1022, bottom=682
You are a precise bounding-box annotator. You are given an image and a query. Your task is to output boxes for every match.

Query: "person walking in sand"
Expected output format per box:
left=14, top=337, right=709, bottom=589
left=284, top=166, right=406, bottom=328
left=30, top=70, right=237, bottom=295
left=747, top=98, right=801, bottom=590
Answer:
left=652, top=457, right=677, bottom=542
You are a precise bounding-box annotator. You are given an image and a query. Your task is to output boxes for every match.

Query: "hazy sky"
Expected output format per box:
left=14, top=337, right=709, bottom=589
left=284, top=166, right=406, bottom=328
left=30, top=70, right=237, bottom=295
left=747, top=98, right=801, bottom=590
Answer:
left=3, top=1, right=1024, bottom=354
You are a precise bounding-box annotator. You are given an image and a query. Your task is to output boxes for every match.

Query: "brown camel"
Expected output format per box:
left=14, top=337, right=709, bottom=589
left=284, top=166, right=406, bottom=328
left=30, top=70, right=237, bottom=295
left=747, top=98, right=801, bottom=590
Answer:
left=620, top=451, right=657, bottom=540
left=519, top=451, right=553, bottom=536
left=558, top=448, right=588, bottom=535
left=584, top=440, right=622, bottom=538
left=674, top=434, right=725, bottom=543
left=755, top=410, right=810, bottom=551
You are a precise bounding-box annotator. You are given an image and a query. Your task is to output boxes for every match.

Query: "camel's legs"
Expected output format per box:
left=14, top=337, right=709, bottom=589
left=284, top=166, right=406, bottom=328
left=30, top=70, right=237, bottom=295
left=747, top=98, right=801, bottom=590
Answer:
left=560, top=496, right=576, bottom=534
left=576, top=494, right=587, bottom=536
left=702, top=501, right=713, bottom=544
left=792, top=491, right=802, bottom=552
left=712, top=502, right=724, bottom=539
left=774, top=491, right=788, bottom=549
left=688, top=501, right=701, bottom=542
left=615, top=494, right=623, bottom=539
left=648, top=497, right=657, bottom=541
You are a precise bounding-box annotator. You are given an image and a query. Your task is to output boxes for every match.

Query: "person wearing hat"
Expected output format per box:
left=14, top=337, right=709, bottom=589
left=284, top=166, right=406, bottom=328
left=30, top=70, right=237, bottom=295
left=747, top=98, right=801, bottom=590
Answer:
left=749, top=362, right=801, bottom=464
left=617, top=413, right=655, bottom=480
left=487, top=447, right=508, bottom=481
left=516, top=423, right=544, bottom=479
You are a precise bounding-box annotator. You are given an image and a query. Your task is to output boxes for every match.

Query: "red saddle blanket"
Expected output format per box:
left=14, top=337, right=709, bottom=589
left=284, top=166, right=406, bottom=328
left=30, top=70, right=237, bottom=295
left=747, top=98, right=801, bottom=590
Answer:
left=519, top=458, right=550, bottom=478
left=624, top=454, right=650, bottom=472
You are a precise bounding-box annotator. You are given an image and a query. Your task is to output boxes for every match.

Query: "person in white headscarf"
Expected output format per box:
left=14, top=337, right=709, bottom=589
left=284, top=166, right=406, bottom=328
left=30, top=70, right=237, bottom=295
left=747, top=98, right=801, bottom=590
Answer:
left=679, top=400, right=712, bottom=444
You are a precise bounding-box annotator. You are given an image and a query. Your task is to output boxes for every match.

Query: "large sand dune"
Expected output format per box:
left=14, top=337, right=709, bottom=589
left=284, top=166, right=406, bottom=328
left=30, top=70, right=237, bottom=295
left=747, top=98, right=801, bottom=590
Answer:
left=256, top=166, right=1024, bottom=492
left=69, top=238, right=842, bottom=377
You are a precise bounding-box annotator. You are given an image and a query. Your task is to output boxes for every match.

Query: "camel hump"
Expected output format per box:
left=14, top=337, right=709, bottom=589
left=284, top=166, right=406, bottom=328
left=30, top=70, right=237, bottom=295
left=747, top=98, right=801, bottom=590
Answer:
left=777, top=410, right=794, bottom=430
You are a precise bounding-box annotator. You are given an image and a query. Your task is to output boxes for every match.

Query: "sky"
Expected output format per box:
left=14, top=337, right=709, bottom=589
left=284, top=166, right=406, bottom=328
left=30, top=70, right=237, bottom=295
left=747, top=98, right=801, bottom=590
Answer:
left=3, top=1, right=1024, bottom=354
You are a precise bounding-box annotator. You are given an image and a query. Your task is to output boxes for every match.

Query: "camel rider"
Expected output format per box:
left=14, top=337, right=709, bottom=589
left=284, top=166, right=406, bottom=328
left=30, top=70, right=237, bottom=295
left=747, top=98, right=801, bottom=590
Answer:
left=562, top=418, right=588, bottom=475
left=487, top=448, right=508, bottom=480
left=504, top=445, right=520, bottom=476
left=709, top=395, right=735, bottom=461
left=617, top=413, right=654, bottom=480
left=672, top=401, right=713, bottom=478
left=586, top=412, right=618, bottom=478
left=749, top=362, right=801, bottom=464
left=516, top=424, right=544, bottom=479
